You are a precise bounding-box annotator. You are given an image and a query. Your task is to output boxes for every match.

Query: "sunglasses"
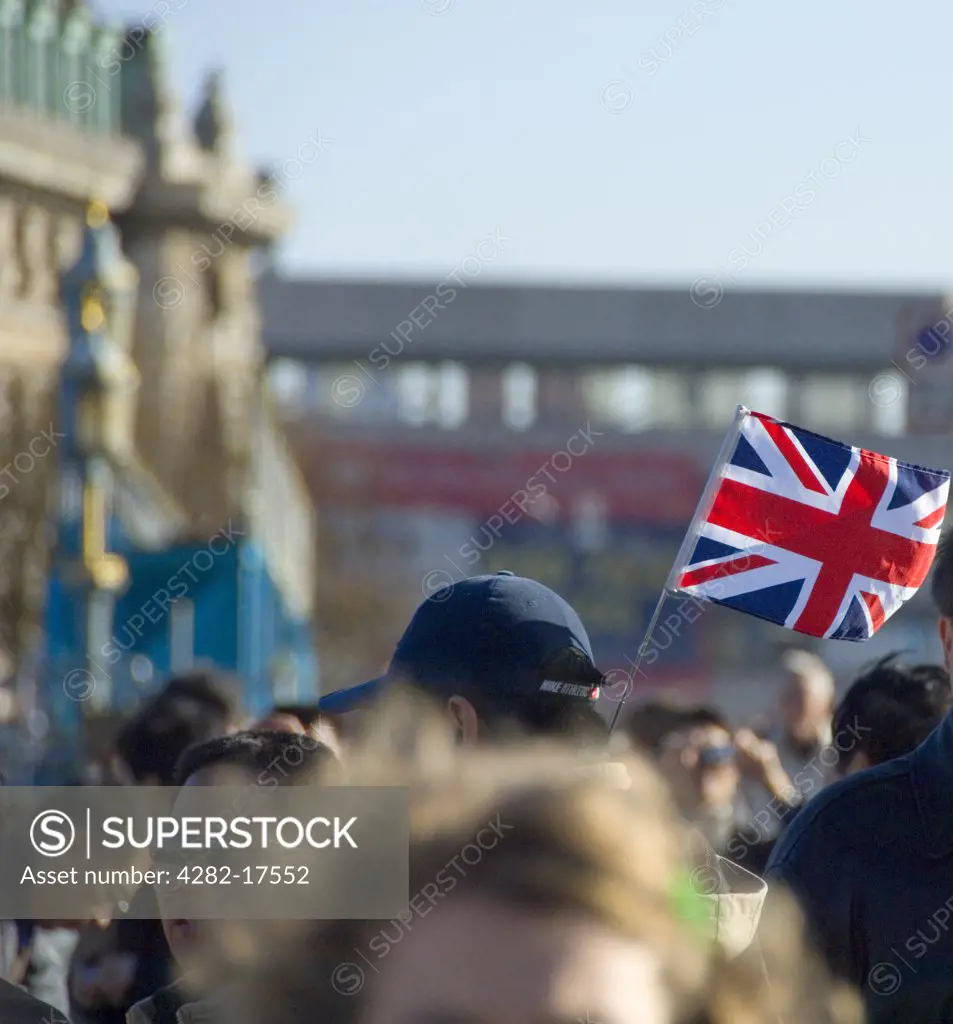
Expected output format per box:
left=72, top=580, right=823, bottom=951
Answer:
left=698, top=744, right=736, bottom=768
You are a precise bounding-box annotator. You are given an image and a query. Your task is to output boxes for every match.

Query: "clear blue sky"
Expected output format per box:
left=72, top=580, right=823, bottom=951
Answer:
left=96, top=0, right=951, bottom=288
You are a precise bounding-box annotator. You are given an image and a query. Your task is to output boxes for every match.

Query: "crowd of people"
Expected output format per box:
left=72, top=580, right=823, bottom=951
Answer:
left=4, top=543, right=953, bottom=1022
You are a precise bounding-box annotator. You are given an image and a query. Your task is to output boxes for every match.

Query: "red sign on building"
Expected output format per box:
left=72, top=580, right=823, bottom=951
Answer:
left=304, top=438, right=703, bottom=524
left=300, top=434, right=712, bottom=697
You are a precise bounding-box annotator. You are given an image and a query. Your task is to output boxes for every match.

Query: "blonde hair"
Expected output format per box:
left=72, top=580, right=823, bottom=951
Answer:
left=237, top=690, right=862, bottom=1024
left=781, top=649, right=835, bottom=698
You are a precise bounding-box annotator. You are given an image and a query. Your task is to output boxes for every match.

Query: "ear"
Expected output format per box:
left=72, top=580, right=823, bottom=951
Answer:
left=446, top=695, right=480, bottom=744
left=940, top=618, right=953, bottom=675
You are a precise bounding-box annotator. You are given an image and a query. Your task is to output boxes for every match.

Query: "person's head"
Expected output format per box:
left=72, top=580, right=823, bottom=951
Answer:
left=156, top=730, right=337, bottom=977
left=932, top=530, right=953, bottom=672
left=242, top=736, right=862, bottom=1024
left=173, top=728, right=336, bottom=788
left=360, top=853, right=676, bottom=1024
left=115, top=671, right=242, bottom=786
left=657, top=709, right=739, bottom=816
left=627, top=701, right=708, bottom=756
left=778, top=650, right=835, bottom=746
left=258, top=704, right=344, bottom=758
left=317, top=572, right=607, bottom=746
left=250, top=741, right=708, bottom=1024
left=831, top=654, right=952, bottom=777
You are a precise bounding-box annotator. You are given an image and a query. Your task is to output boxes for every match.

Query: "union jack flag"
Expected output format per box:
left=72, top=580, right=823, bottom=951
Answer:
left=668, top=408, right=950, bottom=641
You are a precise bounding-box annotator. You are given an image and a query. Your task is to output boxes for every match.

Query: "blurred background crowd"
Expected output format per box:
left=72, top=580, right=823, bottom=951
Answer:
left=3, top=637, right=950, bottom=1024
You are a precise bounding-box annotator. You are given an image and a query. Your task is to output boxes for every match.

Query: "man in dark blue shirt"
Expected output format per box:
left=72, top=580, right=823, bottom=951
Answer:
left=766, top=532, right=953, bottom=1024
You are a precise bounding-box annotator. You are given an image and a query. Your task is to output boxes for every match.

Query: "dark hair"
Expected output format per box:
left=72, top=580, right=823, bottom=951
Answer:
left=394, top=646, right=609, bottom=743
left=173, top=729, right=334, bottom=787
left=831, top=653, right=952, bottom=768
left=649, top=705, right=731, bottom=744
left=116, top=671, right=240, bottom=785
left=626, top=701, right=729, bottom=755
left=463, top=690, right=609, bottom=743
left=678, top=707, right=731, bottom=731
left=931, top=530, right=953, bottom=617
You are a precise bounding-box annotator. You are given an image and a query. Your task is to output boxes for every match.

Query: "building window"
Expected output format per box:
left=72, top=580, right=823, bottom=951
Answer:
left=744, top=368, right=788, bottom=419
left=584, top=368, right=648, bottom=431
left=42, top=34, right=55, bottom=113
left=870, top=375, right=907, bottom=436
left=24, top=0, right=56, bottom=115
left=650, top=371, right=691, bottom=427
left=397, top=364, right=435, bottom=426
left=698, top=372, right=735, bottom=428
left=269, top=359, right=311, bottom=414
left=436, top=362, right=468, bottom=430
left=396, top=363, right=469, bottom=428
left=800, top=375, right=866, bottom=433
left=698, top=368, right=789, bottom=427
left=0, top=26, right=10, bottom=103
left=502, top=363, right=537, bottom=430
left=583, top=367, right=690, bottom=431
left=89, top=29, right=119, bottom=133
left=59, top=24, right=86, bottom=124
left=0, top=1, right=22, bottom=106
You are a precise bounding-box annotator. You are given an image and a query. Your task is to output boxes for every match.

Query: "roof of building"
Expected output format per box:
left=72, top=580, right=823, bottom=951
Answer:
left=259, top=275, right=946, bottom=369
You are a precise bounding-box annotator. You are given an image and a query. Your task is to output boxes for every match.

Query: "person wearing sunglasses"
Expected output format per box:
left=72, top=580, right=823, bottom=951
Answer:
left=658, top=711, right=741, bottom=851
left=656, top=707, right=797, bottom=877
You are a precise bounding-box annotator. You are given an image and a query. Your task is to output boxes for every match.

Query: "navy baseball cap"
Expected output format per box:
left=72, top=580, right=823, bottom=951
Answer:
left=318, top=572, right=603, bottom=715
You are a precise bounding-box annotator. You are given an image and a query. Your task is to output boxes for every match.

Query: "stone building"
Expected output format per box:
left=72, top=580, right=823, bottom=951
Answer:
left=116, top=35, right=290, bottom=533
left=0, top=3, right=316, bottom=759
left=0, top=0, right=141, bottom=678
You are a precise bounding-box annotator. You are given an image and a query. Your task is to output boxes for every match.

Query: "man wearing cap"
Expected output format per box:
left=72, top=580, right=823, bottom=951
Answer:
left=320, top=570, right=767, bottom=958
left=318, top=572, right=607, bottom=742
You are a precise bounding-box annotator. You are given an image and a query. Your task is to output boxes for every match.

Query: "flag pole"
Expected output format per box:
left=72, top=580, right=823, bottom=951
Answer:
left=607, top=589, right=669, bottom=735
left=607, top=405, right=750, bottom=737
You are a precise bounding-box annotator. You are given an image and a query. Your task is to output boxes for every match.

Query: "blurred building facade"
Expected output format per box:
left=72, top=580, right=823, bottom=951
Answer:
left=260, top=276, right=953, bottom=715
left=0, top=7, right=316, bottom=777
left=0, top=0, right=140, bottom=694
